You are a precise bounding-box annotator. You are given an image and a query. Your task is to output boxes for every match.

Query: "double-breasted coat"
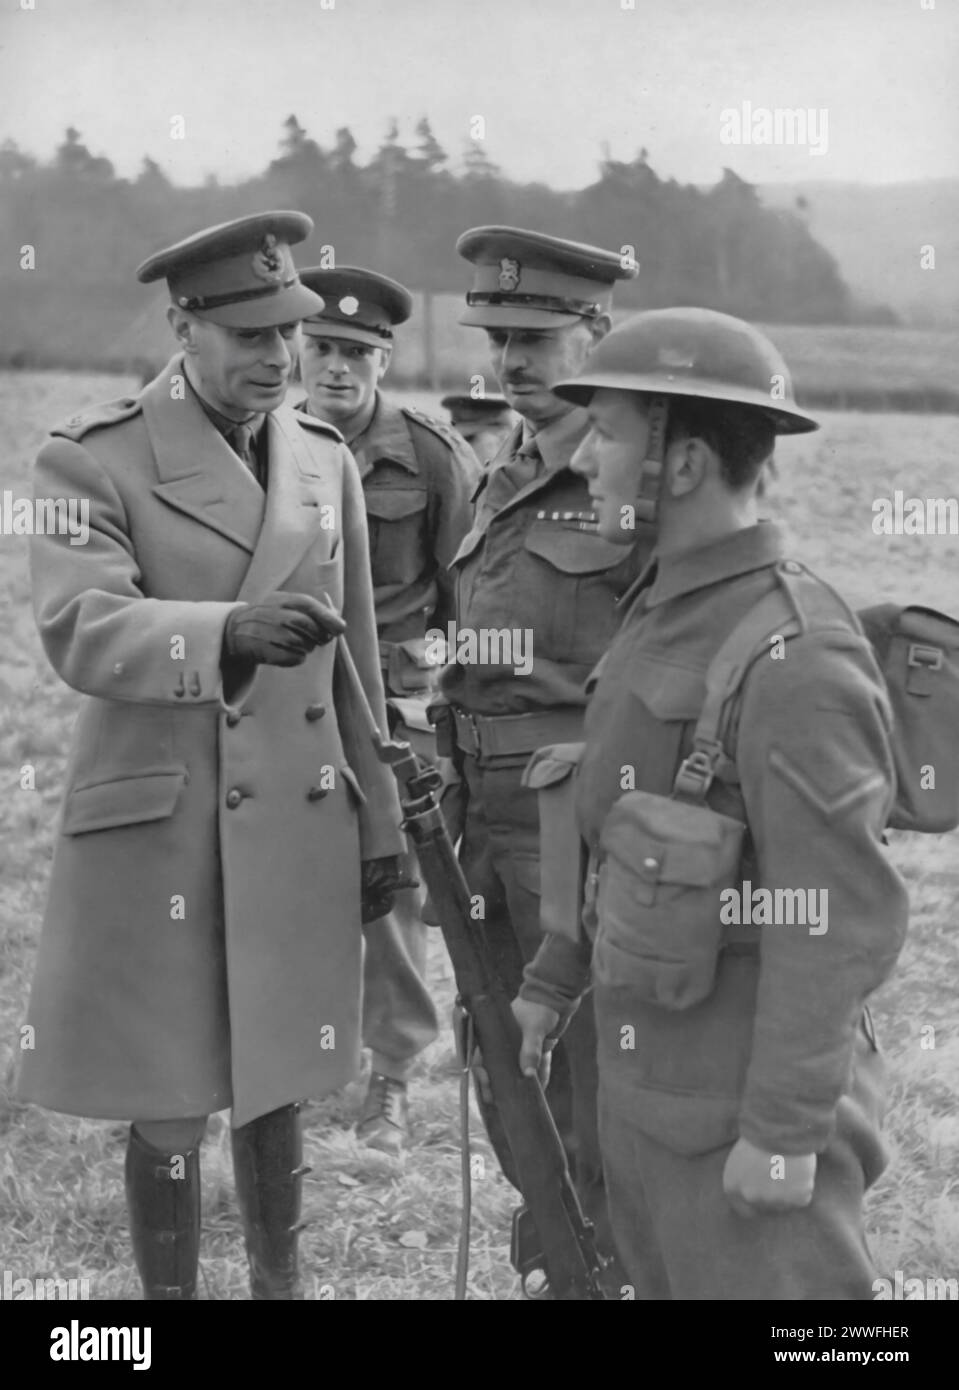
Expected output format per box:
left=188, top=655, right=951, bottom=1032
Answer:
left=17, top=356, right=404, bottom=1127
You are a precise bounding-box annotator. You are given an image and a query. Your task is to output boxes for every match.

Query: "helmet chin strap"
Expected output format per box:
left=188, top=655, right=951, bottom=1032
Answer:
left=634, top=394, right=668, bottom=524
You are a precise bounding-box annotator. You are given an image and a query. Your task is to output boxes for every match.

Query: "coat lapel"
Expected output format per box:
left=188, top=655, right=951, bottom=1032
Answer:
left=144, top=356, right=265, bottom=555
left=236, top=403, right=337, bottom=601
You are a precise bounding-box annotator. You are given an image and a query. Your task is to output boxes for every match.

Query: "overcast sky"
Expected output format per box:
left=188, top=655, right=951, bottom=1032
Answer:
left=0, top=0, right=955, bottom=189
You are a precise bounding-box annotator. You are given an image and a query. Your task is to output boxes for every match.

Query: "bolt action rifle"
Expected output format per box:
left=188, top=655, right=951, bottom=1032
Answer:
left=336, top=633, right=609, bottom=1301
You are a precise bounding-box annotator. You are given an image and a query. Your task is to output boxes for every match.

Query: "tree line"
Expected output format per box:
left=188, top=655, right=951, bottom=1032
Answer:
left=0, top=117, right=894, bottom=371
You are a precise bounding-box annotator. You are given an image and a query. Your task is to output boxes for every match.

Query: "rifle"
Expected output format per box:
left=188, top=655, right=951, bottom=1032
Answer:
left=336, top=634, right=608, bottom=1301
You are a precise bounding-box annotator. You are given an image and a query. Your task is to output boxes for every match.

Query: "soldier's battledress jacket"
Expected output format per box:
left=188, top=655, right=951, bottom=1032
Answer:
left=299, top=392, right=478, bottom=647
left=440, top=410, right=651, bottom=716
left=18, top=356, right=404, bottom=1127
left=521, top=522, right=910, bottom=1161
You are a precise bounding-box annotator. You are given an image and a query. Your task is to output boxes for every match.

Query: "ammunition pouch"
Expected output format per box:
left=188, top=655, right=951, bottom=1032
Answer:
left=592, top=791, right=746, bottom=1009
left=380, top=637, right=440, bottom=696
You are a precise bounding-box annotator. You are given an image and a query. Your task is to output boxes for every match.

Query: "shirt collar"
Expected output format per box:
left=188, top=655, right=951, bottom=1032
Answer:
left=522, top=405, right=588, bottom=474
left=348, top=393, right=419, bottom=475
left=184, top=369, right=266, bottom=442
left=628, top=521, right=786, bottom=610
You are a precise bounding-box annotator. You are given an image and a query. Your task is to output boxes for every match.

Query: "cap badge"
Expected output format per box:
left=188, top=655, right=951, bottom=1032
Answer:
left=251, top=233, right=285, bottom=283
left=498, top=258, right=521, bottom=293
left=338, top=295, right=360, bottom=316
left=658, top=347, right=695, bottom=370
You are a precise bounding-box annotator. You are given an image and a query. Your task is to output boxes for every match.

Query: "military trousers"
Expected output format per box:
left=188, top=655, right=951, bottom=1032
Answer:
left=362, top=882, right=439, bottom=1082
left=459, top=754, right=614, bottom=1259
left=361, top=700, right=440, bottom=1081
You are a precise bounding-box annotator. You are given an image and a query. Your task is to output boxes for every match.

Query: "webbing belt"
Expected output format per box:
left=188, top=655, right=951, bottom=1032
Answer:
left=452, top=706, right=584, bottom=762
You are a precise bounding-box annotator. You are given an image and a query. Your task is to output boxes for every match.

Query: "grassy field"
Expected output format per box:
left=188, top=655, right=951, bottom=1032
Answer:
left=109, top=290, right=959, bottom=407
left=396, top=301, right=959, bottom=404
left=1, top=371, right=957, bottom=1301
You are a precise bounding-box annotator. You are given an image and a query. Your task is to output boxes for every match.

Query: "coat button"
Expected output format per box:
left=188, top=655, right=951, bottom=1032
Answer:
left=225, top=710, right=241, bottom=727
left=305, top=703, right=327, bottom=722
left=226, top=788, right=244, bottom=809
left=306, top=786, right=328, bottom=802
left=642, top=857, right=659, bottom=871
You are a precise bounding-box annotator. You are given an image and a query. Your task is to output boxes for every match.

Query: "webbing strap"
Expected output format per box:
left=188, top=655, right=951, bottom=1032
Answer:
left=634, top=397, right=668, bottom=524
left=672, top=566, right=806, bottom=802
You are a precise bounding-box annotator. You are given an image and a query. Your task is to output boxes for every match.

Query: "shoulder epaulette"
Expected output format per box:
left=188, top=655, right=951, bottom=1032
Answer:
left=294, top=409, right=344, bottom=443
left=776, top=560, right=861, bottom=637
left=50, top=395, right=143, bottom=442
left=401, top=404, right=465, bottom=451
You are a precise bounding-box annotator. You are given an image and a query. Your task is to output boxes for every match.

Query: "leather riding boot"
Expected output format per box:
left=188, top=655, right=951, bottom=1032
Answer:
left=124, top=1126, right=201, bottom=1300
left=231, top=1102, right=312, bottom=1300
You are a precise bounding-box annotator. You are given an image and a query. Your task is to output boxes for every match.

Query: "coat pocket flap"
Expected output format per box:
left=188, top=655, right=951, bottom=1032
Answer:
left=63, top=768, right=188, bottom=835
left=524, top=524, right=628, bottom=575
left=625, top=658, right=706, bottom=721
left=364, top=487, right=427, bottom=521
left=522, top=741, right=586, bottom=790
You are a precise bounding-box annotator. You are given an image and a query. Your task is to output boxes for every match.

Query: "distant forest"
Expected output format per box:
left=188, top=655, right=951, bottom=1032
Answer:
left=0, top=117, right=896, bottom=370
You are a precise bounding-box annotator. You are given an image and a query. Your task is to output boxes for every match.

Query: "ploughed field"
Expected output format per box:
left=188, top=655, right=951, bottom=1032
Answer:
left=0, top=371, right=956, bottom=1300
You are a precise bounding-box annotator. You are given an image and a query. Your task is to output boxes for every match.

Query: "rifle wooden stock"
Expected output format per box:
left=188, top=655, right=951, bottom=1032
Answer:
left=335, top=635, right=608, bottom=1301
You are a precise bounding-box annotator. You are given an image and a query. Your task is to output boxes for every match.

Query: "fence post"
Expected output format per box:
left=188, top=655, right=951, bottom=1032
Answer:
left=422, top=290, right=438, bottom=391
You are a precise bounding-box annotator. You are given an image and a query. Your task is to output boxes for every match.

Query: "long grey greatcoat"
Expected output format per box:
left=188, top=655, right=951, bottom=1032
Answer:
left=17, top=356, right=405, bottom=1127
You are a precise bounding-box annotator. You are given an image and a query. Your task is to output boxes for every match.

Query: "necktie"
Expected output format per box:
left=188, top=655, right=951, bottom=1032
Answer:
left=228, top=424, right=260, bottom=484
left=504, top=436, right=542, bottom=492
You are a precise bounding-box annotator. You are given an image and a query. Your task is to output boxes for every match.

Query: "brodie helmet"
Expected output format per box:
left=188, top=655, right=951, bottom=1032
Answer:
left=552, top=307, right=818, bottom=520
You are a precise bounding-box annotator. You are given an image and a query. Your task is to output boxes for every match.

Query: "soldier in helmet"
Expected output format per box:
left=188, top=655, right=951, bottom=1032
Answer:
left=432, top=227, right=650, bottom=1271
left=513, top=308, right=910, bottom=1299
left=294, top=266, right=479, bottom=1154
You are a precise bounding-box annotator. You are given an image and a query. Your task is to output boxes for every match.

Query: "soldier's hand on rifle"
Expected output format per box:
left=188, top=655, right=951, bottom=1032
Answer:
left=360, top=854, right=418, bottom=923
left=722, top=1136, right=817, bottom=1218
left=512, top=997, right=561, bottom=1088
left=222, top=592, right=346, bottom=668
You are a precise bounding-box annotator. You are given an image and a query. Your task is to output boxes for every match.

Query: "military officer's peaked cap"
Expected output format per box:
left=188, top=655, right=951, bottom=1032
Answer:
left=136, top=211, right=325, bottom=329
left=456, top=225, right=638, bottom=329
left=553, top=307, right=819, bottom=434
left=440, top=390, right=513, bottom=435
left=299, top=266, right=413, bottom=349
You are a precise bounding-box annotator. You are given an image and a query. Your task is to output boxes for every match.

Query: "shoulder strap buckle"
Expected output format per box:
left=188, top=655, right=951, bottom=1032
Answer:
left=672, top=741, right=724, bottom=802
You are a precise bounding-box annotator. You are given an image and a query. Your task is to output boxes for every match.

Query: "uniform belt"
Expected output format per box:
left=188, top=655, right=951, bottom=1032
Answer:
left=452, top=706, right=584, bottom=761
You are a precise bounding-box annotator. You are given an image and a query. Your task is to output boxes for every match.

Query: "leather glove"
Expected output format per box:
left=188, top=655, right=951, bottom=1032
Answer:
left=222, top=592, right=346, bottom=668
left=361, top=855, right=419, bottom=924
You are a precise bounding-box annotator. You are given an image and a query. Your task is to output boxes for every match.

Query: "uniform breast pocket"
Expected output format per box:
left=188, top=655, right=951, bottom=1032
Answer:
left=364, top=486, right=428, bottom=586
left=449, top=525, right=486, bottom=626
left=521, top=524, right=632, bottom=663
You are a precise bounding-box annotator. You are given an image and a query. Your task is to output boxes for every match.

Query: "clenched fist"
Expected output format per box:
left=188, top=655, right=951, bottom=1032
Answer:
left=222, top=592, right=346, bottom=668
left=722, top=1137, right=817, bottom=1217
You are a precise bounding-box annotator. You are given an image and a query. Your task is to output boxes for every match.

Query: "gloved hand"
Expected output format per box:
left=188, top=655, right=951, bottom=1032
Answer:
left=361, top=855, right=419, bottom=923
left=222, top=592, right=346, bottom=668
